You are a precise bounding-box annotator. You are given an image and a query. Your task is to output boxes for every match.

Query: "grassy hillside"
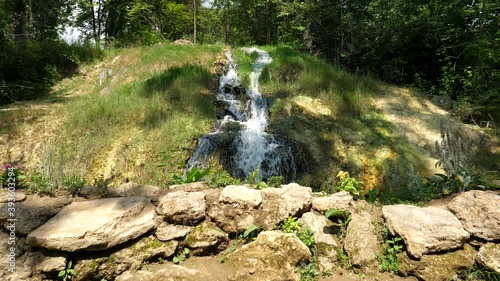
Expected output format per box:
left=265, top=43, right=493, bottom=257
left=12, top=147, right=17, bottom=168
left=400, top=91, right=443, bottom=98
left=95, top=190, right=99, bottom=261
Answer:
left=1, top=43, right=498, bottom=201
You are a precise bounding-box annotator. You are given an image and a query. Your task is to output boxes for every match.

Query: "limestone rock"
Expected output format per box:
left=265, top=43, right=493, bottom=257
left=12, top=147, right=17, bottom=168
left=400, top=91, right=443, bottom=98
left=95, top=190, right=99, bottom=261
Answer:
left=0, top=189, right=27, bottom=203
left=255, top=183, right=312, bottom=230
left=399, top=244, right=476, bottom=281
left=226, top=231, right=311, bottom=281
left=35, top=256, right=66, bottom=273
left=448, top=190, right=500, bottom=241
left=344, top=212, right=380, bottom=273
left=155, top=222, right=193, bottom=241
left=0, top=195, right=73, bottom=234
left=312, top=191, right=354, bottom=213
left=157, top=191, right=206, bottom=225
left=298, top=211, right=339, bottom=271
left=183, top=221, right=229, bottom=255
left=220, top=185, right=262, bottom=207
left=27, top=197, right=156, bottom=251
left=110, top=182, right=165, bottom=203
left=209, top=184, right=305, bottom=233
left=116, top=264, right=200, bottom=281
left=477, top=243, right=500, bottom=273
left=382, top=204, right=469, bottom=258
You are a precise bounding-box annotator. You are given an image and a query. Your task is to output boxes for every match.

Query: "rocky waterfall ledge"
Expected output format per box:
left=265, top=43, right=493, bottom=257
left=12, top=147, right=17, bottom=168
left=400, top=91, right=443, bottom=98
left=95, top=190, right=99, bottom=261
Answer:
left=0, top=185, right=499, bottom=281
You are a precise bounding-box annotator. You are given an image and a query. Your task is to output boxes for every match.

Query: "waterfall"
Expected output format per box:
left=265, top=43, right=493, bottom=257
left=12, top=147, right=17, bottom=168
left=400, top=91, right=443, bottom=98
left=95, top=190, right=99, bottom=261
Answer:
left=186, top=48, right=298, bottom=182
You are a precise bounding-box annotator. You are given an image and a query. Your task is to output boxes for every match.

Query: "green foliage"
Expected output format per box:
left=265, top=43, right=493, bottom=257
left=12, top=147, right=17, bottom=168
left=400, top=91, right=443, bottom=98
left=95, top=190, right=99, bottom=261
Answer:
left=219, top=238, right=241, bottom=264
left=172, top=167, right=210, bottom=184
left=336, top=171, right=363, bottom=198
left=245, top=169, right=262, bottom=185
left=377, top=236, right=404, bottom=275
left=92, top=175, right=110, bottom=195
left=209, top=168, right=241, bottom=188
left=58, top=260, right=76, bottom=281
left=336, top=247, right=351, bottom=269
left=282, top=217, right=302, bottom=234
left=267, top=175, right=284, bottom=188
left=173, top=248, right=190, bottom=265
left=242, top=224, right=261, bottom=241
left=27, top=172, right=54, bottom=196
left=325, top=208, right=352, bottom=240
left=62, top=175, right=86, bottom=196
left=457, top=265, right=500, bottom=281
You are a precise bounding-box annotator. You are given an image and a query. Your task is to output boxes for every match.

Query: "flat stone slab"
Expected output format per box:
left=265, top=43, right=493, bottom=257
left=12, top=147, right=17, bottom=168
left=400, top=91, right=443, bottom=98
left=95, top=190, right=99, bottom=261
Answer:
left=220, top=185, right=262, bottom=207
left=157, top=191, right=206, bottom=225
left=312, top=191, right=353, bottom=213
left=383, top=204, right=469, bottom=258
left=27, top=197, right=156, bottom=251
left=448, top=190, right=500, bottom=241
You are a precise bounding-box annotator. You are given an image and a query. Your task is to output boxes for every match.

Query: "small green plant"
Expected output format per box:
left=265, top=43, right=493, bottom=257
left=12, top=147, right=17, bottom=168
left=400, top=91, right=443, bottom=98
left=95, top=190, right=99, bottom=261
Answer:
left=267, top=175, right=284, bottom=188
left=336, top=247, right=351, bottom=269
left=282, top=217, right=302, bottom=234
left=242, top=224, right=261, bottom=241
left=172, top=167, right=210, bottom=184
left=325, top=208, right=352, bottom=239
left=173, top=247, right=190, bottom=264
left=296, top=258, right=320, bottom=281
left=219, top=238, right=242, bottom=263
left=157, top=257, right=165, bottom=264
left=209, top=168, right=241, bottom=188
left=245, top=169, right=262, bottom=185
left=62, top=175, right=86, bottom=196
left=58, top=260, right=76, bottom=281
left=28, top=172, right=54, bottom=196
left=336, top=171, right=363, bottom=198
left=377, top=236, right=403, bottom=274
left=457, top=264, right=500, bottom=281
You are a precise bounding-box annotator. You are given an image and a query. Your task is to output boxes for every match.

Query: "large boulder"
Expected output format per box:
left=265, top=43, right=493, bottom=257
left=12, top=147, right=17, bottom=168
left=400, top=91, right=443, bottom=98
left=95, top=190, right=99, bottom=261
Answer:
left=207, top=185, right=262, bottom=233
left=447, top=190, right=500, bottom=241
left=183, top=221, right=229, bottom=255
left=399, top=244, right=476, bottom=281
left=382, top=205, right=469, bottom=258
left=312, top=191, right=354, bottom=213
left=157, top=191, right=206, bottom=225
left=254, top=183, right=312, bottom=230
left=226, top=231, right=311, bottom=281
left=477, top=243, right=500, bottom=273
left=0, top=195, right=73, bottom=234
left=344, top=212, right=380, bottom=273
left=27, top=197, right=156, bottom=251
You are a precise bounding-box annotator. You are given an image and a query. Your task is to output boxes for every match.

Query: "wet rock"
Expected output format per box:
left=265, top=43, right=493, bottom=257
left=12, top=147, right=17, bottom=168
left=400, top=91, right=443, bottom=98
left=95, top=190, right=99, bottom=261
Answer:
left=226, top=231, right=311, bottom=281
left=382, top=205, right=469, bottom=258
left=344, top=212, right=380, bottom=273
left=155, top=222, right=193, bottom=241
left=0, top=195, right=73, bottom=234
left=183, top=221, right=229, bottom=255
left=399, top=244, right=476, bottom=281
left=116, top=264, right=201, bottom=281
left=312, top=191, right=354, bottom=213
left=477, top=243, right=500, bottom=273
left=448, top=190, right=500, bottom=241
left=27, top=197, right=156, bottom=251
left=157, top=191, right=206, bottom=225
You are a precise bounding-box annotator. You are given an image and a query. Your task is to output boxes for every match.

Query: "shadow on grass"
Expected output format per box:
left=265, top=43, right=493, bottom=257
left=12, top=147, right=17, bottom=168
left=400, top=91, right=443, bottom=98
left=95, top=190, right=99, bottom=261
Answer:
left=139, top=65, right=215, bottom=129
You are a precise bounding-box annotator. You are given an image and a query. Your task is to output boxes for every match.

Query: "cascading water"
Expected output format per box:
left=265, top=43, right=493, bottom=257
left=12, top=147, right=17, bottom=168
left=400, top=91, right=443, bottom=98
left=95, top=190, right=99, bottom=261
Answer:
left=186, top=48, right=299, bottom=181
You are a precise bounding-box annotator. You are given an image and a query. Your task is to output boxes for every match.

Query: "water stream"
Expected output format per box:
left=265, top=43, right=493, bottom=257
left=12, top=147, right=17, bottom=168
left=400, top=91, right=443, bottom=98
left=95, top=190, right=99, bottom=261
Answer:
left=186, top=48, right=298, bottom=181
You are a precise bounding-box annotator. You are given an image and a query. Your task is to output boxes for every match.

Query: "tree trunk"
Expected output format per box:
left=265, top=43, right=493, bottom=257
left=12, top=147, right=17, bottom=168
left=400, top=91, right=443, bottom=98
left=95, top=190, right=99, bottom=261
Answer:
left=13, top=0, right=27, bottom=50
left=225, top=0, right=230, bottom=44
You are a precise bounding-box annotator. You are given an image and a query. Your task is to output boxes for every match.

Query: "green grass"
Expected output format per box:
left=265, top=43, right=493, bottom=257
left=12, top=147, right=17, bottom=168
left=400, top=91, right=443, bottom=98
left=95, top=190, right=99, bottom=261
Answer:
left=49, top=43, right=222, bottom=186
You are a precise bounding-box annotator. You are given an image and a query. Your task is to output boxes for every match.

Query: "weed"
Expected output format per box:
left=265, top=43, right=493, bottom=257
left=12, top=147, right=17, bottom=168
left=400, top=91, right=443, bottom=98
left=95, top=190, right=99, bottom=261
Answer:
left=336, top=171, right=363, bottom=198
left=242, top=224, right=261, bottom=241
left=157, top=257, right=165, bottom=264
left=58, top=260, right=76, bottom=281
left=296, top=255, right=320, bottom=281
left=172, top=167, right=210, bottom=184
left=325, top=208, right=352, bottom=240
left=173, top=248, right=190, bottom=264
left=209, top=168, right=241, bottom=188
left=336, top=247, right=351, bottom=269
left=282, top=217, right=302, bottom=234
left=219, top=238, right=242, bottom=263
left=62, top=175, right=86, bottom=196
left=267, top=175, right=284, bottom=188
left=245, top=169, right=262, bottom=185
left=457, top=264, right=500, bottom=281
left=377, top=236, right=403, bottom=274
left=27, top=172, right=54, bottom=196
left=0, top=163, right=26, bottom=188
